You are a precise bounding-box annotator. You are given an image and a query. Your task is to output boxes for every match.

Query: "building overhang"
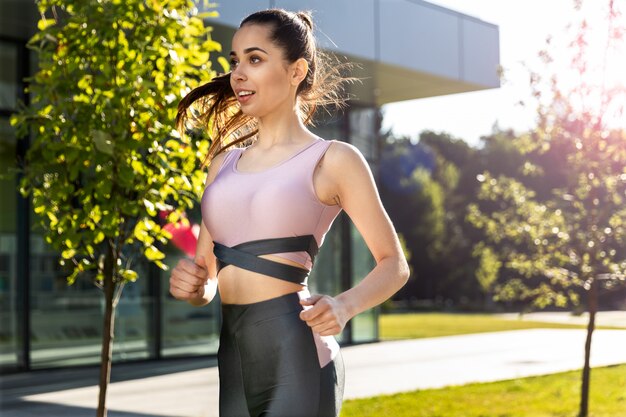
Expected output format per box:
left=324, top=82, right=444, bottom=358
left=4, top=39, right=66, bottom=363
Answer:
left=208, top=0, right=500, bottom=106
left=1, top=0, right=501, bottom=108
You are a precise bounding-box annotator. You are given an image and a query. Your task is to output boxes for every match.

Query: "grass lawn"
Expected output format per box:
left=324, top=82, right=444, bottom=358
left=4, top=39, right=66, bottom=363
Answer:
left=379, top=313, right=622, bottom=340
left=341, top=363, right=626, bottom=417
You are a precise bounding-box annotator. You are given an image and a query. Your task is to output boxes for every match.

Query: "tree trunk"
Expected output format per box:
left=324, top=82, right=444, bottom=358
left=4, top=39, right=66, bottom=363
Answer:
left=578, top=279, right=598, bottom=417
left=97, top=243, right=117, bottom=417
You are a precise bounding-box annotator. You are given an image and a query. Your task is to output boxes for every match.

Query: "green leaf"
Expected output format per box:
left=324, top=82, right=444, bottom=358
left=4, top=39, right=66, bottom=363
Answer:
left=143, top=199, right=156, bottom=216
left=92, top=130, right=114, bottom=155
left=37, top=18, right=55, bottom=31
left=94, top=231, right=105, bottom=244
left=121, top=269, right=139, bottom=282
left=154, top=260, right=169, bottom=270
left=67, top=268, right=80, bottom=285
left=61, top=248, right=76, bottom=259
left=145, top=245, right=165, bottom=261
left=218, top=56, right=230, bottom=73
left=131, top=159, right=145, bottom=175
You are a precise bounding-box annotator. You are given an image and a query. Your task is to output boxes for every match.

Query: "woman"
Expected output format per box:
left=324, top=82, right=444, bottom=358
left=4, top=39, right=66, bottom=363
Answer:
left=169, top=8, right=409, bottom=417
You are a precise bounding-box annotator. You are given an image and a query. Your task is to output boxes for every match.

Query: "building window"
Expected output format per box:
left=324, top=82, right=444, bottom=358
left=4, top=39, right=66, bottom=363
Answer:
left=160, top=207, right=221, bottom=358
left=29, top=236, right=154, bottom=368
left=0, top=41, right=18, bottom=111
left=0, top=38, right=21, bottom=368
left=160, top=252, right=221, bottom=357
left=0, top=118, right=18, bottom=367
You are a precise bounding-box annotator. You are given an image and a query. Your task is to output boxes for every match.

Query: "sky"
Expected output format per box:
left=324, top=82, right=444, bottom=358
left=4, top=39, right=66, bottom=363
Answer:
left=381, top=0, right=622, bottom=147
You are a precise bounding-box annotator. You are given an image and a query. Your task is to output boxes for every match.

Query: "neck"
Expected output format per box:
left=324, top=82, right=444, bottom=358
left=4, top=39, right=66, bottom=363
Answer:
left=254, top=102, right=311, bottom=148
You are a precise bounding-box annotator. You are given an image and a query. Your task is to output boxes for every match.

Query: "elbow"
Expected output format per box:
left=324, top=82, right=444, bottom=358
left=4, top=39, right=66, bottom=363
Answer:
left=396, top=257, right=410, bottom=289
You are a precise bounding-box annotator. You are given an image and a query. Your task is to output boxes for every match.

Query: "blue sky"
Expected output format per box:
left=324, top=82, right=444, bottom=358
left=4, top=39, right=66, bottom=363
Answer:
left=381, top=0, right=584, bottom=147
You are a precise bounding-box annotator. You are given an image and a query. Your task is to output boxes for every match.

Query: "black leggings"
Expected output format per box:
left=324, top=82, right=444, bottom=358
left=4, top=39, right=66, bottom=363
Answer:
left=218, top=292, right=345, bottom=417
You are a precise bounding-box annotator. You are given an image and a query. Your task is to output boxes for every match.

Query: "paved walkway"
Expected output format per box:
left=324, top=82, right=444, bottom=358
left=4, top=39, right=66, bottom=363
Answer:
left=2, top=328, right=626, bottom=417
left=497, top=310, right=626, bottom=328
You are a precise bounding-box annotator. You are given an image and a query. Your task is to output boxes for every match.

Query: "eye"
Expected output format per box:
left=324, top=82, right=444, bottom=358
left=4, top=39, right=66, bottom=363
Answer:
left=249, top=55, right=261, bottom=64
left=229, top=58, right=239, bottom=68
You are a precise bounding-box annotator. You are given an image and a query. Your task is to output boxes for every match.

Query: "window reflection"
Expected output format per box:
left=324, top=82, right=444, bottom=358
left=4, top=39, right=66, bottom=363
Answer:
left=0, top=41, right=18, bottom=111
left=160, top=210, right=221, bottom=357
left=29, top=234, right=153, bottom=368
left=0, top=117, right=18, bottom=367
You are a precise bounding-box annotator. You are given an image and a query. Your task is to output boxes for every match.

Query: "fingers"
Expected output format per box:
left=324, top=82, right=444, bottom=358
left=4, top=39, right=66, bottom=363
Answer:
left=299, top=295, right=327, bottom=321
left=169, top=283, right=203, bottom=300
left=308, top=313, right=342, bottom=336
left=178, top=258, right=207, bottom=280
left=172, top=262, right=206, bottom=286
left=299, top=294, right=323, bottom=306
left=299, top=295, right=344, bottom=336
left=169, top=258, right=209, bottom=301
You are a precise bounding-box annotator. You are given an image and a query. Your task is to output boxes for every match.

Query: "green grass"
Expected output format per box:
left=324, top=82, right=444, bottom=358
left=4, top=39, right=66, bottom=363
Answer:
left=341, top=364, right=626, bottom=417
left=379, top=313, right=622, bottom=340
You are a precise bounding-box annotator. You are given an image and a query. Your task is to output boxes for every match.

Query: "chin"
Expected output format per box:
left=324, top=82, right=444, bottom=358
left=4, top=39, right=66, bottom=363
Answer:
left=240, top=106, right=270, bottom=119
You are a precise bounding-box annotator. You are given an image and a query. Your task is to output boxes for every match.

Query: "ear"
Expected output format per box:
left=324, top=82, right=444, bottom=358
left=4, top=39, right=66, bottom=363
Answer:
left=290, top=58, right=309, bottom=87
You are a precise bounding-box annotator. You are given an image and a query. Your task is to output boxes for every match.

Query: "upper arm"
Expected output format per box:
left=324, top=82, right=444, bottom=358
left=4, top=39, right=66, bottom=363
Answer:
left=194, top=150, right=230, bottom=277
left=327, top=141, right=406, bottom=266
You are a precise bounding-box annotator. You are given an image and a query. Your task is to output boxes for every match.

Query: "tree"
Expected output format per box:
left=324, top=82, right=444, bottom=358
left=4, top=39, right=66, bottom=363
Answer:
left=380, top=132, right=485, bottom=307
left=379, top=135, right=444, bottom=302
left=10, top=1, right=222, bottom=415
left=467, top=1, right=626, bottom=416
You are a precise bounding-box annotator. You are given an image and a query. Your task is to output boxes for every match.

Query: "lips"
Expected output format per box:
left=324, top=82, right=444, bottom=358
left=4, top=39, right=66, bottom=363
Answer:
left=235, top=89, right=256, bottom=104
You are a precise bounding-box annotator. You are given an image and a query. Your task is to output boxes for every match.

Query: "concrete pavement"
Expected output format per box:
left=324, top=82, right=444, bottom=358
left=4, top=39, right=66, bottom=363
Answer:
left=497, top=310, right=626, bottom=328
left=2, top=328, right=626, bottom=417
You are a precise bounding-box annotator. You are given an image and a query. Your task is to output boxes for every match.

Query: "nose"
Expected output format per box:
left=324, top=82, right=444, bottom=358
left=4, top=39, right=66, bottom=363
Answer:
left=231, top=65, right=246, bottom=81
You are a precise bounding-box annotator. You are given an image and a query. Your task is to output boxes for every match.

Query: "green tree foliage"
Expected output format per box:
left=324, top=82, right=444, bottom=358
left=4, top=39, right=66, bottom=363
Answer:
left=380, top=136, right=442, bottom=303
left=380, top=127, right=573, bottom=309
left=10, top=0, right=222, bottom=415
left=467, top=1, right=625, bottom=416
left=467, top=0, right=626, bottom=311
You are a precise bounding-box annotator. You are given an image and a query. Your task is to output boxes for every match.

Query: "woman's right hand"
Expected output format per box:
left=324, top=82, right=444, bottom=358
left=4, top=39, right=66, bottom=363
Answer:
left=169, top=256, right=216, bottom=305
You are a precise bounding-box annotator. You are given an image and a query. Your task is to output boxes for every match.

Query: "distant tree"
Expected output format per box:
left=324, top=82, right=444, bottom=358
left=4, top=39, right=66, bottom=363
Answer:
left=379, top=135, right=443, bottom=302
left=10, top=0, right=222, bottom=415
left=467, top=1, right=626, bottom=416
left=381, top=132, right=484, bottom=306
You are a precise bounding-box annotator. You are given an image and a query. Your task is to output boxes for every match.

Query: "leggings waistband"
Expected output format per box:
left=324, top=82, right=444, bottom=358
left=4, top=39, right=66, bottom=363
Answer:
left=221, top=292, right=303, bottom=331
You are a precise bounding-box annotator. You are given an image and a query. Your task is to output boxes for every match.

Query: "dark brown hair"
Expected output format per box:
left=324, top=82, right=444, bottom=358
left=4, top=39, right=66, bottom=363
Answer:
left=176, top=8, right=355, bottom=168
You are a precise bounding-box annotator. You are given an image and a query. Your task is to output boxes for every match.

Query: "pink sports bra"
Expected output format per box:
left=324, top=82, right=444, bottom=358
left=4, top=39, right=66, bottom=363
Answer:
left=201, top=138, right=342, bottom=284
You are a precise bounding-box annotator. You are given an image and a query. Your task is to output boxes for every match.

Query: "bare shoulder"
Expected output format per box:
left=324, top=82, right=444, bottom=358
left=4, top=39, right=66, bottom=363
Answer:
left=324, top=139, right=366, bottom=167
left=323, top=139, right=370, bottom=176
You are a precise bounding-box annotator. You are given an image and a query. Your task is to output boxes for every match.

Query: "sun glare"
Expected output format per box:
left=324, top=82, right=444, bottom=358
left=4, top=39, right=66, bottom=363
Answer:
left=543, top=1, right=626, bottom=129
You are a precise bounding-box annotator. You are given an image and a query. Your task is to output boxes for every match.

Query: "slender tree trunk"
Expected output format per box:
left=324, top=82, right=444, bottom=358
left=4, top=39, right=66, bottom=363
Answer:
left=579, top=279, right=598, bottom=417
left=97, top=243, right=117, bottom=417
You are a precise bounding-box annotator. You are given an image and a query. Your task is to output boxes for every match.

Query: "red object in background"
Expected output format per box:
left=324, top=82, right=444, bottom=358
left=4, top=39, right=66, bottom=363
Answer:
left=160, top=211, right=199, bottom=258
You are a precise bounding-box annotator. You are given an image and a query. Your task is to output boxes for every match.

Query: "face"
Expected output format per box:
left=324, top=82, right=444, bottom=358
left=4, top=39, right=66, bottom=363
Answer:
left=229, top=24, right=304, bottom=118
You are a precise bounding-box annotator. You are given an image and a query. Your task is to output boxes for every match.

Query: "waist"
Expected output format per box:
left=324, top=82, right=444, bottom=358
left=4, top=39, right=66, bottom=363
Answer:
left=212, top=236, right=318, bottom=295
left=217, top=257, right=307, bottom=304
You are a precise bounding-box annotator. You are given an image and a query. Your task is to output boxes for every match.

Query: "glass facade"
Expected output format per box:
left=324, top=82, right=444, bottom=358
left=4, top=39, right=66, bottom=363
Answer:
left=0, top=29, right=381, bottom=373
left=0, top=39, right=20, bottom=369
left=347, top=106, right=380, bottom=343
left=160, top=219, right=221, bottom=358
left=28, top=240, right=154, bottom=368
left=0, top=117, right=18, bottom=367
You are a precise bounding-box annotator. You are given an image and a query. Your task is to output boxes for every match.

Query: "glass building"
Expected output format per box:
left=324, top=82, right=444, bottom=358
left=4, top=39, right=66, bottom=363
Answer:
left=0, top=0, right=499, bottom=372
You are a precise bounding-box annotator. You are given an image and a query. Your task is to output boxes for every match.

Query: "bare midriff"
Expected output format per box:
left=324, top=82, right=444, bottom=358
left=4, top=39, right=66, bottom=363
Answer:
left=217, top=254, right=307, bottom=304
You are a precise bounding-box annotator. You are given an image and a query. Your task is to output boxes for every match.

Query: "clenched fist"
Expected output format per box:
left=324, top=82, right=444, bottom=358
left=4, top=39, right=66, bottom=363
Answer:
left=169, top=256, right=217, bottom=306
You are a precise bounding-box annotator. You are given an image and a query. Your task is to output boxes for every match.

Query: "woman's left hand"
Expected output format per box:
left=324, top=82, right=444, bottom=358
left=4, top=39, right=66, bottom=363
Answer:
left=299, top=294, right=349, bottom=336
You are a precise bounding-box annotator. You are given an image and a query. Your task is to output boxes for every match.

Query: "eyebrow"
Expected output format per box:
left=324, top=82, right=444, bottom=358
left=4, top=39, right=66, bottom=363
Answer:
left=229, top=47, right=269, bottom=56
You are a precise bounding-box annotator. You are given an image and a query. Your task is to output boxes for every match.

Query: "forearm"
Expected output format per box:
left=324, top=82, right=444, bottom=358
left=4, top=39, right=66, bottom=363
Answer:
left=335, top=256, right=409, bottom=319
